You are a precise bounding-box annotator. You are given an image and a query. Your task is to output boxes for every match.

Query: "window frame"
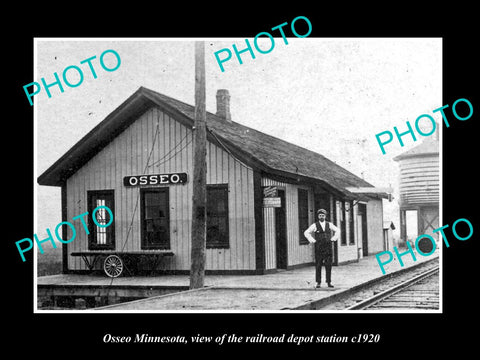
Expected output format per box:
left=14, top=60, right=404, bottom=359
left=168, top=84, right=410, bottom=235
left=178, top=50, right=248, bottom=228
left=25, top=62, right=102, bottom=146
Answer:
left=140, top=187, right=171, bottom=250
left=87, top=190, right=115, bottom=250
left=298, top=188, right=310, bottom=245
left=340, top=201, right=347, bottom=246
left=206, top=184, right=230, bottom=249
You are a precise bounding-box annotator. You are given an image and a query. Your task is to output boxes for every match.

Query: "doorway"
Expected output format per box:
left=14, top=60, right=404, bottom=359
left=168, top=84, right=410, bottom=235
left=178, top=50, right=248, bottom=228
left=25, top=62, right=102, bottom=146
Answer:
left=358, top=203, right=368, bottom=256
left=275, top=189, right=287, bottom=269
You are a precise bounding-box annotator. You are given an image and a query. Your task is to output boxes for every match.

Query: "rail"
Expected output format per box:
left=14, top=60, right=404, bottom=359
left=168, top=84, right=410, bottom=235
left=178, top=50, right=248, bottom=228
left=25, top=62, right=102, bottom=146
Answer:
left=346, top=266, right=439, bottom=310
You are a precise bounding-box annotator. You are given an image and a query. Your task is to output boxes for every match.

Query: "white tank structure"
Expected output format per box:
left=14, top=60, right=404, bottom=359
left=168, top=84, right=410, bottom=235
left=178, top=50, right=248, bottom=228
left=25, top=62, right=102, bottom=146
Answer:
left=393, top=135, right=439, bottom=249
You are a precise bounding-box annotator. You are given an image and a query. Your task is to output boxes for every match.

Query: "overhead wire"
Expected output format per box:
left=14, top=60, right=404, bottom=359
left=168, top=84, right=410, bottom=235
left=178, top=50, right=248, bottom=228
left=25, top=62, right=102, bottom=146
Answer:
left=105, top=119, right=161, bottom=295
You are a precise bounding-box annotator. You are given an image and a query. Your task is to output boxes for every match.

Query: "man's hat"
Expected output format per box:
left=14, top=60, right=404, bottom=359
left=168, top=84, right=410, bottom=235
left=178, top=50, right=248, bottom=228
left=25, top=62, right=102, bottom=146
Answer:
left=317, top=209, right=327, bottom=215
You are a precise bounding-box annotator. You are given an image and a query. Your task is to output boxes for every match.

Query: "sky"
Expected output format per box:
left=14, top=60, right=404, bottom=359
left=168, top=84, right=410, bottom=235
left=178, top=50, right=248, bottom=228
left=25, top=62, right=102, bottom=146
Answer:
left=35, top=37, right=442, bottom=248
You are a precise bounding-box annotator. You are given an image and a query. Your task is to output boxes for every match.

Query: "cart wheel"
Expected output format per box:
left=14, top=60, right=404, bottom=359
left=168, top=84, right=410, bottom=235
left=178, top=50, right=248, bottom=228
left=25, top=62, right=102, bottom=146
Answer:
left=103, top=255, right=124, bottom=278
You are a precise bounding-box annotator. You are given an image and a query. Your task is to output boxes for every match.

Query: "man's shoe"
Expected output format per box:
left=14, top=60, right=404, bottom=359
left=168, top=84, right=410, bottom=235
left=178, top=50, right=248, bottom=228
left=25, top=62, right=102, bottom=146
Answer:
left=327, top=283, right=334, bottom=288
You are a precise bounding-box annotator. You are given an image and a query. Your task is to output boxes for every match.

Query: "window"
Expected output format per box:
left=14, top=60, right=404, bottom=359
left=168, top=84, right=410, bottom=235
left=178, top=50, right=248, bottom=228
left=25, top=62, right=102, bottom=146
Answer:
left=340, top=201, right=347, bottom=246
left=87, top=190, right=115, bottom=250
left=141, top=188, right=170, bottom=249
left=348, top=201, right=355, bottom=245
left=298, top=189, right=310, bottom=245
left=207, top=185, right=229, bottom=249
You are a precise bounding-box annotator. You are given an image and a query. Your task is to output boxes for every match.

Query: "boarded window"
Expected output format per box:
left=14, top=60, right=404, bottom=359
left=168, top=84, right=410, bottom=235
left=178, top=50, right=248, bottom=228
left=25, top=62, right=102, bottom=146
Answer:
left=298, top=188, right=310, bottom=245
left=207, top=185, right=229, bottom=249
left=141, top=188, right=170, bottom=249
left=87, top=190, right=115, bottom=250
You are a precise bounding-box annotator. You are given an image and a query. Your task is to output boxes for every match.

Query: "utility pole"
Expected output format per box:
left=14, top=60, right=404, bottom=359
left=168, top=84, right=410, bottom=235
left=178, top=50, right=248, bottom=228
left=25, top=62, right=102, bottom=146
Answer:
left=190, top=41, right=207, bottom=289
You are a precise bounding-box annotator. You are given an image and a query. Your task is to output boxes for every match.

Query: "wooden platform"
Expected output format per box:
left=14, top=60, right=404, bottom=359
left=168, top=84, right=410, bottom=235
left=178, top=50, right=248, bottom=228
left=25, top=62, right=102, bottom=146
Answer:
left=37, top=253, right=440, bottom=311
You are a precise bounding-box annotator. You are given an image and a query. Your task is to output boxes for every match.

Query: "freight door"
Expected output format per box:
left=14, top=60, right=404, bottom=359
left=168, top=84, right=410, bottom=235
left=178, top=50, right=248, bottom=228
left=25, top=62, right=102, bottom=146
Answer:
left=275, top=190, right=287, bottom=269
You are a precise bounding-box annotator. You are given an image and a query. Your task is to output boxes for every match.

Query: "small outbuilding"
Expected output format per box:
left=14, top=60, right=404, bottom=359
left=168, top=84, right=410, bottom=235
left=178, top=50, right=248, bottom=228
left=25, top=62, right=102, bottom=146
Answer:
left=38, top=87, right=390, bottom=275
left=383, top=220, right=396, bottom=251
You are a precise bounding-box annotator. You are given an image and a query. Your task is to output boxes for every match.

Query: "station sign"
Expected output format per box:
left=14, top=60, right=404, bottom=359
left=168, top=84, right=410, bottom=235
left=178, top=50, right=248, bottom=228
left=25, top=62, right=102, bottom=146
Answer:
left=263, top=197, right=281, bottom=208
left=263, top=186, right=278, bottom=198
left=124, top=173, right=188, bottom=187
left=262, top=186, right=281, bottom=207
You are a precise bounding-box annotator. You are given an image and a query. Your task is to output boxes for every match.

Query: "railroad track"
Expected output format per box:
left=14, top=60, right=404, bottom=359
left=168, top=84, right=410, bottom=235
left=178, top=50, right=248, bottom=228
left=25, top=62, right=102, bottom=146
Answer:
left=346, top=266, right=439, bottom=311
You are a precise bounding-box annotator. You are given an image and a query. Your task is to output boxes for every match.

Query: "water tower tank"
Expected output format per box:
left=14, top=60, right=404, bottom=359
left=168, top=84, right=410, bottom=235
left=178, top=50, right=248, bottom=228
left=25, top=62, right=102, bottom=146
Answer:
left=393, top=136, right=439, bottom=207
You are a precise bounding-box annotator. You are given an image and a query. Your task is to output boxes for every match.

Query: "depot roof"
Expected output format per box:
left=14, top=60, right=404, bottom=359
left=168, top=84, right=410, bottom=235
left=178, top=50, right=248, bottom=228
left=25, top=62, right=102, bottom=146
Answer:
left=38, top=86, right=387, bottom=199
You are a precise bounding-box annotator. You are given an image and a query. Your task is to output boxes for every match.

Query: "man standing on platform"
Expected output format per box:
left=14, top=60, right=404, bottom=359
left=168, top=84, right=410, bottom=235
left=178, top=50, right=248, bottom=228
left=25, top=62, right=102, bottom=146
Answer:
left=304, top=209, right=340, bottom=288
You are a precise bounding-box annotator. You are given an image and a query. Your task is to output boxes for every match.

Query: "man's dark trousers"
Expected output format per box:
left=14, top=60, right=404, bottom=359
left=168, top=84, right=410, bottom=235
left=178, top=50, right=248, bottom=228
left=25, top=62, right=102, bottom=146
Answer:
left=314, top=221, right=332, bottom=284
left=315, top=244, right=332, bottom=284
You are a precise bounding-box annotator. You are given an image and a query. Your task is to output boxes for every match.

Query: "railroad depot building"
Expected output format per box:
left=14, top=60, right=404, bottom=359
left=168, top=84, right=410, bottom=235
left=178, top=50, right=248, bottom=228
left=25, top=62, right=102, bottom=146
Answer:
left=38, top=87, right=389, bottom=275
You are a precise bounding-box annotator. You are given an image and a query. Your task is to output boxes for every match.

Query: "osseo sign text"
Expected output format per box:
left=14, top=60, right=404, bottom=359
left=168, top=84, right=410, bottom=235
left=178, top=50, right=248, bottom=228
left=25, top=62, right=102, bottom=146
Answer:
left=123, top=173, right=188, bottom=187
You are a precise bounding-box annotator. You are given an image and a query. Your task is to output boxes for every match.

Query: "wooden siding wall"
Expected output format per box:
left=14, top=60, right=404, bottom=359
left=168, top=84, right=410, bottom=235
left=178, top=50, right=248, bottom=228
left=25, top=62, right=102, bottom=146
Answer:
left=66, top=107, right=255, bottom=271
left=333, top=198, right=385, bottom=262
left=261, top=178, right=314, bottom=269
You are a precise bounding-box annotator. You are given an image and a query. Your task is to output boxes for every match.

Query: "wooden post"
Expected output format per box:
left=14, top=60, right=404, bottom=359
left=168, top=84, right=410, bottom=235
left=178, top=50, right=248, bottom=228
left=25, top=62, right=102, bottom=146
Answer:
left=400, top=209, right=406, bottom=246
left=190, top=41, right=207, bottom=289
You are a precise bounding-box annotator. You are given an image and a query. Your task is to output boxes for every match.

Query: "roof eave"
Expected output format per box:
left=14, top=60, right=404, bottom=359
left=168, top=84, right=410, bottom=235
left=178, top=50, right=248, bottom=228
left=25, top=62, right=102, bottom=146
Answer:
left=345, top=186, right=392, bottom=200
left=38, top=88, right=155, bottom=186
